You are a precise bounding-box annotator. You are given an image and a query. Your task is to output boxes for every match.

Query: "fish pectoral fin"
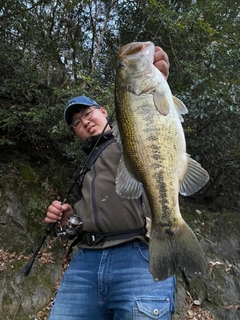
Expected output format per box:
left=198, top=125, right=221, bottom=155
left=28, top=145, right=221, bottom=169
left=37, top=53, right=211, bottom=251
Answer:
left=153, top=88, right=170, bottom=116
left=115, top=155, right=143, bottom=199
left=112, top=121, right=122, bottom=151
left=172, top=96, right=188, bottom=122
left=180, top=155, right=209, bottom=196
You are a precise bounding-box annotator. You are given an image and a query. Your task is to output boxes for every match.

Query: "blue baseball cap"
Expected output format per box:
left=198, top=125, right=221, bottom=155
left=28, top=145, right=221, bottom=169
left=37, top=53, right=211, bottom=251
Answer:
left=64, top=96, right=100, bottom=126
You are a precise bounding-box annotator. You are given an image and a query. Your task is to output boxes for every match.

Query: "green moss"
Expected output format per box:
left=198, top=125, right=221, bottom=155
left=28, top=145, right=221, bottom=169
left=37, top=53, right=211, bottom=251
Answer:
left=20, top=164, right=36, bottom=183
left=0, top=244, right=63, bottom=319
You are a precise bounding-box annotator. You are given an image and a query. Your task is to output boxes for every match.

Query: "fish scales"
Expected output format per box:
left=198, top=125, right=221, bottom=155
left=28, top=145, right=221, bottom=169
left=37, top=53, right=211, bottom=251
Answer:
left=119, top=95, right=183, bottom=223
left=114, top=41, right=209, bottom=281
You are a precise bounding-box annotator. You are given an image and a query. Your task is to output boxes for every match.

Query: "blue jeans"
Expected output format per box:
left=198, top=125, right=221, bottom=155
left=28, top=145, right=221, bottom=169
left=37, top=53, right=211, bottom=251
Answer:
left=49, top=240, right=176, bottom=320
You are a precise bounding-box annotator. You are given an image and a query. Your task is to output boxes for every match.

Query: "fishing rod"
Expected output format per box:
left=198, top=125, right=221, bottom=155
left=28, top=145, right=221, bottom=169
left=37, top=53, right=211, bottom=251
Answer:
left=22, top=108, right=116, bottom=277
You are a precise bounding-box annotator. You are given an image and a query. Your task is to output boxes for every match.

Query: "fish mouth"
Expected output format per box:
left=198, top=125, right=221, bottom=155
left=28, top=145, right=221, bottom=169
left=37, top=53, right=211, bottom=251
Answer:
left=118, top=41, right=154, bottom=63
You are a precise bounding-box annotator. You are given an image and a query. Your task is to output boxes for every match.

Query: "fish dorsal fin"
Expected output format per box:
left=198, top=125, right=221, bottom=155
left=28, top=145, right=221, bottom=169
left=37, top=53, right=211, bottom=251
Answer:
left=172, top=96, right=188, bottom=122
left=180, top=155, right=209, bottom=196
left=153, top=86, right=170, bottom=115
left=116, top=155, right=143, bottom=199
left=112, top=121, right=122, bottom=151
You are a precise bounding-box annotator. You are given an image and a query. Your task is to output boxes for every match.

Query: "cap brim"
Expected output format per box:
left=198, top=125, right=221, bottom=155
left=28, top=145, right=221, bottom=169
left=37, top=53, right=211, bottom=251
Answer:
left=64, top=104, right=100, bottom=126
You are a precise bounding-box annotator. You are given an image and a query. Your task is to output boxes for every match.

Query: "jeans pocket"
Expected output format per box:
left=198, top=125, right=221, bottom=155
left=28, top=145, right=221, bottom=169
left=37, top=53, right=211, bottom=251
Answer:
left=69, top=248, right=85, bottom=264
left=134, top=241, right=149, bottom=262
left=134, top=298, right=171, bottom=319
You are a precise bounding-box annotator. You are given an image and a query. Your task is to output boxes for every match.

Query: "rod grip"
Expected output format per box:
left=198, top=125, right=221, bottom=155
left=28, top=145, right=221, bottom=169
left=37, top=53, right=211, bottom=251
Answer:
left=21, top=223, right=56, bottom=276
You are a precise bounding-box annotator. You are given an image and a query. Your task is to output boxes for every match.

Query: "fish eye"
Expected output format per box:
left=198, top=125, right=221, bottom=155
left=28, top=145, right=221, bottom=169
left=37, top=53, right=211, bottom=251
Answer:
left=118, top=61, right=126, bottom=69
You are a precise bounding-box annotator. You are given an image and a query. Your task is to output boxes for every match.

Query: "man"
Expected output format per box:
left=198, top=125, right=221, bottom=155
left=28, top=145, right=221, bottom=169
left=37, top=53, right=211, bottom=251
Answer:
left=45, top=46, right=175, bottom=320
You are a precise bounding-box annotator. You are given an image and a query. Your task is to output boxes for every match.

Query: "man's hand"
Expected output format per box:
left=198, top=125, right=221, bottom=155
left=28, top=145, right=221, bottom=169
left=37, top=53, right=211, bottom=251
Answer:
left=154, top=46, right=170, bottom=80
left=45, top=200, right=73, bottom=227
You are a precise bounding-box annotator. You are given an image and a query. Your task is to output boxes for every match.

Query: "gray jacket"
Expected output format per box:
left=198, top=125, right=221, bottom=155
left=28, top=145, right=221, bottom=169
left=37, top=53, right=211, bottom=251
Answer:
left=72, top=131, right=151, bottom=248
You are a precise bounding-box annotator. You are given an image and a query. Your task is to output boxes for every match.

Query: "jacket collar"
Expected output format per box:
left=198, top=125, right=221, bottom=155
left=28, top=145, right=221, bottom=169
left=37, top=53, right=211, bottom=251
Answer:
left=82, top=130, right=114, bottom=155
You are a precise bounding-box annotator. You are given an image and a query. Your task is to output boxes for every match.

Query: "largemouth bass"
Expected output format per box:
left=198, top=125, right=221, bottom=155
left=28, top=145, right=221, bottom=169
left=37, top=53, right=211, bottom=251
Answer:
left=114, top=41, right=209, bottom=281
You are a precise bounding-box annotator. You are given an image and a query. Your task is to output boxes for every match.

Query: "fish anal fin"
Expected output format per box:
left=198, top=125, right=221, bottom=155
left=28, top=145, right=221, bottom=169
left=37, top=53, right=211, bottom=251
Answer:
left=115, top=155, right=143, bottom=199
left=180, top=156, right=209, bottom=196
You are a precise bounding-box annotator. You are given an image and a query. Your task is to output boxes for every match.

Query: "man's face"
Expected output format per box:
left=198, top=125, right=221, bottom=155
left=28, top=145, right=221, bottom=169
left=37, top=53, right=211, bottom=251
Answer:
left=71, top=106, right=111, bottom=141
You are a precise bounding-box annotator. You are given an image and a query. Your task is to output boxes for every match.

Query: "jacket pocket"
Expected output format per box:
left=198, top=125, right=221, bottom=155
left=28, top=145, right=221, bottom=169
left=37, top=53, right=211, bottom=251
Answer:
left=133, top=297, right=171, bottom=319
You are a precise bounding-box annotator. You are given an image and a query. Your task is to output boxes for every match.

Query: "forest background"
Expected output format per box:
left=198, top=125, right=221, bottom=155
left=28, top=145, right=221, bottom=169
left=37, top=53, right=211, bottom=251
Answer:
left=1, top=0, right=240, bottom=206
left=0, top=1, right=240, bottom=318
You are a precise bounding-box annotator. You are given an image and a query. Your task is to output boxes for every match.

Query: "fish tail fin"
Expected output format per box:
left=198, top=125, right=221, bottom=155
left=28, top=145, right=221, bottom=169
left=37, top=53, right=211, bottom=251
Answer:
left=149, top=221, right=207, bottom=281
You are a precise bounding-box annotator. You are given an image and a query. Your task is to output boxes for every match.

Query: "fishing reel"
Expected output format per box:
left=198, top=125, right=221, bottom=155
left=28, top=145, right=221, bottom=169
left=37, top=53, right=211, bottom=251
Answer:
left=56, top=214, right=83, bottom=239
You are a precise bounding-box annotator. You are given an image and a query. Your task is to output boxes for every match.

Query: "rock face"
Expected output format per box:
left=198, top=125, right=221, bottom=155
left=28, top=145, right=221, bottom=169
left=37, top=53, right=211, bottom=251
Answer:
left=0, top=189, right=63, bottom=319
left=1, top=191, right=29, bottom=251
left=173, top=203, right=240, bottom=320
left=0, top=188, right=240, bottom=319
